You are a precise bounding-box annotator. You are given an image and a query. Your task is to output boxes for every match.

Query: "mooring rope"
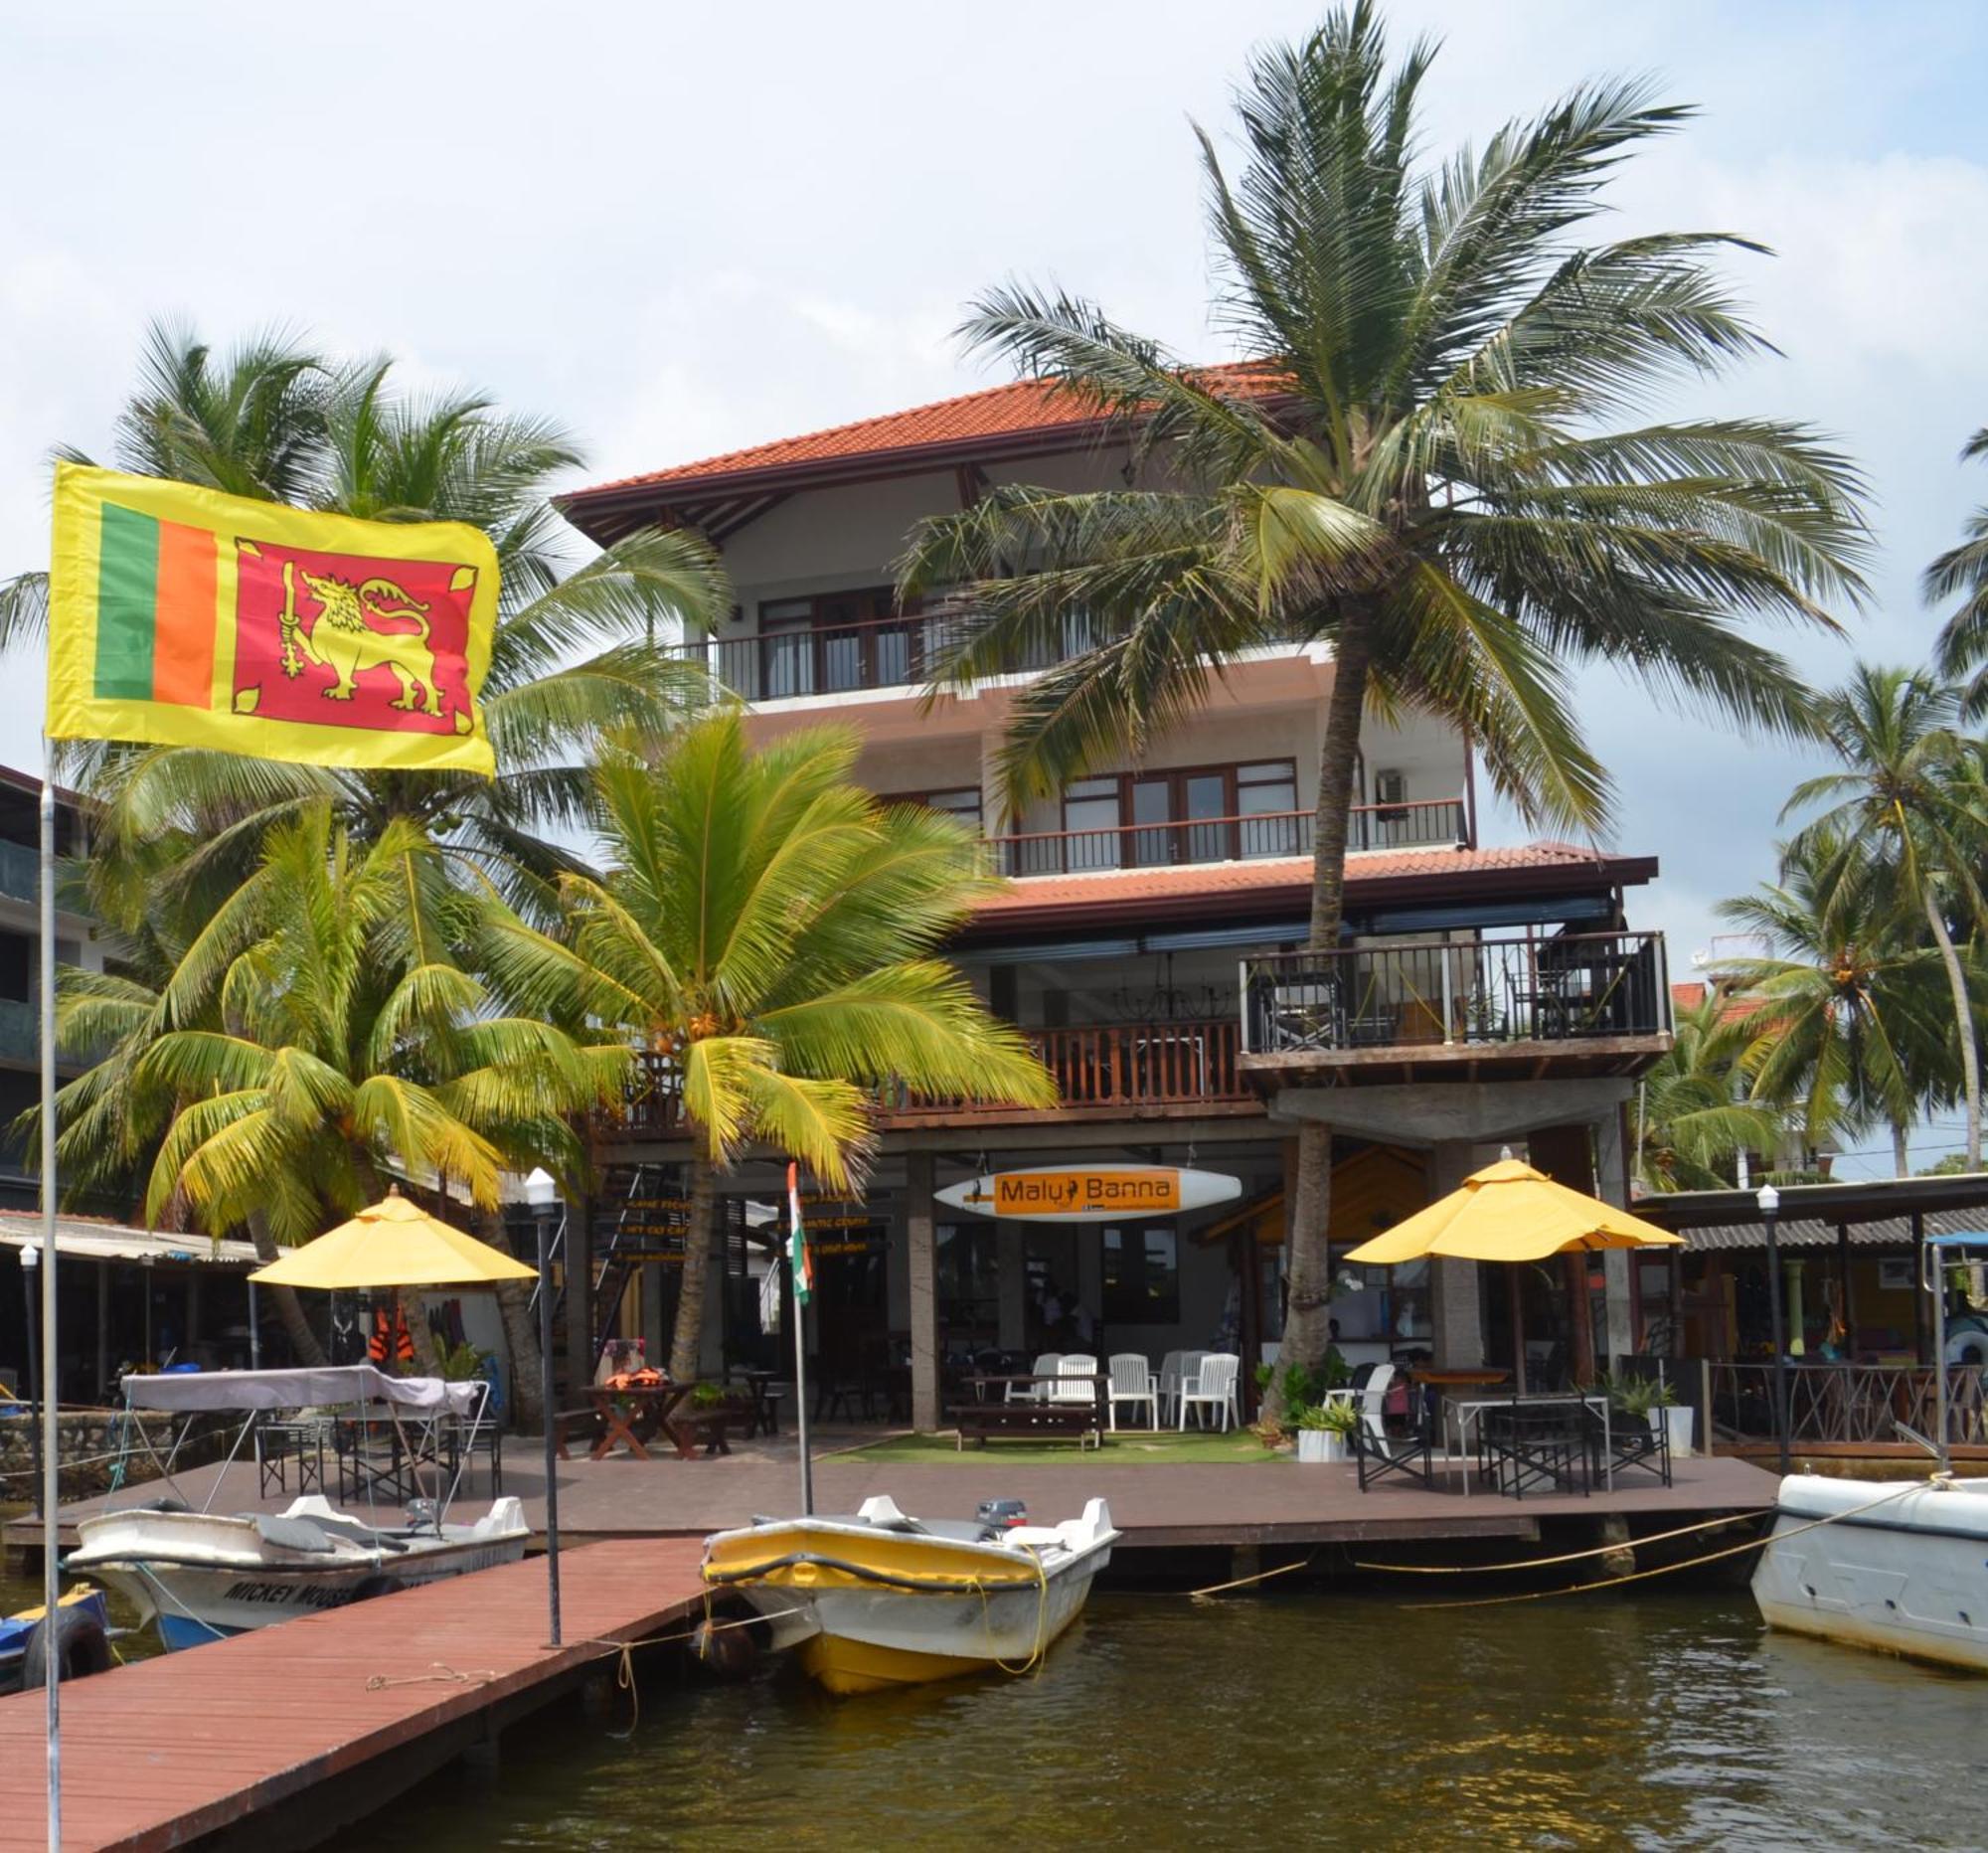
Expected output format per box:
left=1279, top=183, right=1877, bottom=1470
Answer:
left=1354, top=1507, right=1775, bottom=1575
left=1189, top=1555, right=1317, bottom=1599
left=365, top=1661, right=496, bottom=1692
left=1395, top=1477, right=1939, bottom=1611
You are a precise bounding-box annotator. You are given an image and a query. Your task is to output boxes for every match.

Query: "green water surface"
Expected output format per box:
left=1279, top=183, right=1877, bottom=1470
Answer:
left=357, top=1585, right=1985, bottom=1851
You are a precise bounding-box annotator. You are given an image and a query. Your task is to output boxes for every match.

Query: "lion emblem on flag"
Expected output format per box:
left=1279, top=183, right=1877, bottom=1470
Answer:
left=278, top=562, right=446, bottom=718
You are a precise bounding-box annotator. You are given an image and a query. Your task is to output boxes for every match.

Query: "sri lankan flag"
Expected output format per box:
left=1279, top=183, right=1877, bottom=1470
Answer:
left=47, top=463, right=499, bottom=773
left=786, top=1161, right=813, bottom=1307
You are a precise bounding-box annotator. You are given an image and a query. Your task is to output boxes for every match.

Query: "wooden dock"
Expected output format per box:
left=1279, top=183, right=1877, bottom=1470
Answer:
left=0, top=1537, right=704, bottom=1853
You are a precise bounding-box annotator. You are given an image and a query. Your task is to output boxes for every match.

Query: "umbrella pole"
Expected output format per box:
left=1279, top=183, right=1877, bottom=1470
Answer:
left=1508, top=1268, right=1527, bottom=1396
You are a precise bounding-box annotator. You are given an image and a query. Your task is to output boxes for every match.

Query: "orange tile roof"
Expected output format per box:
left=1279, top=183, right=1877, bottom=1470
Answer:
left=571, top=362, right=1284, bottom=499
left=969, top=840, right=1621, bottom=920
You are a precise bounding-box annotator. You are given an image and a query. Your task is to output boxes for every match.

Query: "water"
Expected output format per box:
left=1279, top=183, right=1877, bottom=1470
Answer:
left=361, top=1587, right=1986, bottom=1851
left=0, top=1504, right=161, bottom=1666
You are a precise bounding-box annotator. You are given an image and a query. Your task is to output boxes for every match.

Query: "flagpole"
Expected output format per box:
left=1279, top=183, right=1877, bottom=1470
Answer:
left=39, top=744, right=61, bottom=1853
left=786, top=1167, right=812, bottom=1517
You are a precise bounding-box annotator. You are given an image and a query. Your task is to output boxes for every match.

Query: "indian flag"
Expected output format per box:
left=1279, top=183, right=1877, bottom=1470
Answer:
left=786, top=1161, right=813, bottom=1307
left=47, top=462, right=498, bottom=774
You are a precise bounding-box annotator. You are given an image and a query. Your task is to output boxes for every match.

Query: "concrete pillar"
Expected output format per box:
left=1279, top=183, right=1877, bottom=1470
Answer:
left=1594, top=1110, right=1635, bottom=1364
left=96, top=1262, right=109, bottom=1395
left=700, top=1202, right=728, bottom=1375
left=1427, top=1141, right=1484, bottom=1369
left=997, top=1223, right=1026, bottom=1350
left=906, top=1152, right=939, bottom=1431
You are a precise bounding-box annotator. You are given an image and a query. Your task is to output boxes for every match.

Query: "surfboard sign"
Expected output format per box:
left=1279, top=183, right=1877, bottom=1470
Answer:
left=934, top=1164, right=1242, bottom=1224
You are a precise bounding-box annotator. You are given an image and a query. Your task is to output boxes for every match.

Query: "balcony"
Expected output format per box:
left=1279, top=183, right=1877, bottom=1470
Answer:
left=987, top=798, right=1467, bottom=877
left=0, top=997, right=35, bottom=1065
left=1240, top=930, right=1672, bottom=1085
left=601, top=1017, right=1258, bottom=1142
left=0, top=839, right=35, bottom=905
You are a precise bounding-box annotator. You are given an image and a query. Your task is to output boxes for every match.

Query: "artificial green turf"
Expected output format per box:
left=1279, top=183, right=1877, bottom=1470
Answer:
left=842, top=1428, right=1280, bottom=1466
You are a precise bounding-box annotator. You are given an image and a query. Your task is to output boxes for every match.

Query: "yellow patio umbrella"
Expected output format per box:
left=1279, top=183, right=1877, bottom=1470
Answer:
left=1342, top=1157, right=1682, bottom=1391
left=248, top=1187, right=535, bottom=1289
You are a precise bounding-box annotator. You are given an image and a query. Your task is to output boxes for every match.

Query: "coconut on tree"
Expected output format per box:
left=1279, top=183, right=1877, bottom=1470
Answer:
left=483, top=711, right=1056, bottom=1382
left=898, top=2, right=1869, bottom=1392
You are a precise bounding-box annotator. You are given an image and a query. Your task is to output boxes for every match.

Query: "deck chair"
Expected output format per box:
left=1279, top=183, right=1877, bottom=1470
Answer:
left=1180, top=1353, right=1241, bottom=1431
left=1585, top=1406, right=1672, bottom=1487
left=1008, top=1352, right=1062, bottom=1403
left=1479, top=1403, right=1591, bottom=1499
left=1106, top=1354, right=1158, bottom=1431
left=1354, top=1390, right=1434, bottom=1490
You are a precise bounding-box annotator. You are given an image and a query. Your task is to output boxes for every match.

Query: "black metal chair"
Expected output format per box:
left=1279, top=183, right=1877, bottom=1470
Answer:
left=1479, top=1402, right=1591, bottom=1499
left=1585, top=1406, right=1672, bottom=1487
left=1353, top=1408, right=1434, bottom=1491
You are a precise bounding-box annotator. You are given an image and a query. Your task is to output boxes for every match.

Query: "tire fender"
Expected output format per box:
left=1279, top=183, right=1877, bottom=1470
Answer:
left=22, top=1605, right=113, bottom=1690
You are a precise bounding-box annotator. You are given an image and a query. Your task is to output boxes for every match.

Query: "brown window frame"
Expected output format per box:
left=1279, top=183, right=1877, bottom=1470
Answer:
left=1053, top=758, right=1298, bottom=868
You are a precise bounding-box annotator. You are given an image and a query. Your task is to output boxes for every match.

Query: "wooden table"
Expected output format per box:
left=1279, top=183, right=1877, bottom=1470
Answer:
left=1411, top=1369, right=1511, bottom=1390
left=585, top=1382, right=698, bottom=1460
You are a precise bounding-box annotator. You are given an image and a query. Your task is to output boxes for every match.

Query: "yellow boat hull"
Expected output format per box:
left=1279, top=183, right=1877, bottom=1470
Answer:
left=796, top=1600, right=1085, bottom=1695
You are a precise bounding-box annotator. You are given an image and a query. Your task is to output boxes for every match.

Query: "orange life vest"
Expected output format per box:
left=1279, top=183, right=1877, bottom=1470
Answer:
left=369, top=1305, right=415, bottom=1367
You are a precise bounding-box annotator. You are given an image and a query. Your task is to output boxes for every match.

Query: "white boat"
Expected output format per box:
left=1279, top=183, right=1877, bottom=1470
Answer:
left=68, top=1492, right=529, bottom=1650
left=702, top=1494, right=1118, bottom=1694
left=1751, top=1472, right=1988, bottom=1674
left=67, top=1364, right=528, bottom=1651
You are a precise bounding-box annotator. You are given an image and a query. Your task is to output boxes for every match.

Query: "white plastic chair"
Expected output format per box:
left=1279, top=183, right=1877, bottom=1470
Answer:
left=1008, top=1352, right=1062, bottom=1403
left=1054, top=1354, right=1099, bottom=1404
left=1155, top=1350, right=1186, bottom=1424
left=1106, top=1354, right=1157, bottom=1431
left=1180, top=1352, right=1241, bottom=1432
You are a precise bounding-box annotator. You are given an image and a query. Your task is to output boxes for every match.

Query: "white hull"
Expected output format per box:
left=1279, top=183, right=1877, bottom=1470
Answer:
left=1751, top=1473, right=1988, bottom=1674
left=67, top=1494, right=528, bottom=1649
left=705, top=1494, right=1118, bottom=1692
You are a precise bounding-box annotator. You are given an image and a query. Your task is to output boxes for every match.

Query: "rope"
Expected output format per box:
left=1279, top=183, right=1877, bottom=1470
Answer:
left=365, top=1661, right=496, bottom=1692
left=1396, top=1477, right=1938, bottom=1612
left=1354, top=1509, right=1775, bottom=1575
left=1190, top=1556, right=1316, bottom=1599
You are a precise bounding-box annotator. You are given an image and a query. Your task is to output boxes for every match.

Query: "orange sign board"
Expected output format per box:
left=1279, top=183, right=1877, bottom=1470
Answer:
left=936, top=1164, right=1240, bottom=1222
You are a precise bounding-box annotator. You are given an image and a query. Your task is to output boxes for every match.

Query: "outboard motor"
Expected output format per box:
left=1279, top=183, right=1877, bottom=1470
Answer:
left=404, top=1498, right=441, bottom=1536
left=975, top=1498, right=1028, bottom=1532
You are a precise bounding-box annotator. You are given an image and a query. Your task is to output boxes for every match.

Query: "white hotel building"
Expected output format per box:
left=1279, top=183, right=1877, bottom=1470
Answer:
left=559, top=377, right=1674, bottom=1425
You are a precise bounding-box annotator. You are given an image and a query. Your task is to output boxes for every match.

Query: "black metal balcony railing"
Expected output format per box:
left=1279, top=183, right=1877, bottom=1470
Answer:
left=987, top=798, right=1467, bottom=876
left=672, top=609, right=1316, bottom=702
left=1242, top=930, right=1670, bottom=1057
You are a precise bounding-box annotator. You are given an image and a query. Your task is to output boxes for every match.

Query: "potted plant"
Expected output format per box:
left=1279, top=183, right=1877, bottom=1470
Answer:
left=1296, top=1399, right=1358, bottom=1463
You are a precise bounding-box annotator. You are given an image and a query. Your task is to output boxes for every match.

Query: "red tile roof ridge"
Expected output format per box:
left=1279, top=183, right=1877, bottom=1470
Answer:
left=569, top=360, right=1284, bottom=499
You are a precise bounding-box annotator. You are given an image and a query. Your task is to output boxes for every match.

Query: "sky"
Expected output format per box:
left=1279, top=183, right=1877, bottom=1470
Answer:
left=3, top=0, right=1985, bottom=1170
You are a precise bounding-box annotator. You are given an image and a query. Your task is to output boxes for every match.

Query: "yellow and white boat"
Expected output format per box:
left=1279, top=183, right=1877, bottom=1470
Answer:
left=701, top=1494, right=1118, bottom=1694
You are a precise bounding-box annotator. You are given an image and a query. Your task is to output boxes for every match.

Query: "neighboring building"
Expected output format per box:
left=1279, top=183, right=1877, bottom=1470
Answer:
left=562, top=379, right=1674, bottom=1421
left=0, top=766, right=109, bottom=1213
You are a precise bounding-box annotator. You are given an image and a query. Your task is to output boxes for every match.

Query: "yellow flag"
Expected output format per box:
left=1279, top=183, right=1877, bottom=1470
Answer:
left=47, top=464, right=499, bottom=774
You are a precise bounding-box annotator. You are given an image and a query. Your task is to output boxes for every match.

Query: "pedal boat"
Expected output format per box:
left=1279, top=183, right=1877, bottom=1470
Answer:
left=702, top=1493, right=1118, bottom=1694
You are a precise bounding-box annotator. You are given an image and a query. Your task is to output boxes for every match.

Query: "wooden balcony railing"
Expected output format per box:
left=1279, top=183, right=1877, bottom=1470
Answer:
left=602, top=1016, right=1248, bottom=1141
left=1242, top=929, right=1670, bottom=1057
left=1709, top=1360, right=1988, bottom=1449
left=986, top=798, right=1467, bottom=876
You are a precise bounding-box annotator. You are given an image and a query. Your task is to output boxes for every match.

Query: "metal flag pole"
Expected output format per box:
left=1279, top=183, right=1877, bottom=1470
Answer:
left=525, top=1169, right=563, bottom=1646
left=39, top=751, right=61, bottom=1852
left=787, top=1164, right=813, bottom=1517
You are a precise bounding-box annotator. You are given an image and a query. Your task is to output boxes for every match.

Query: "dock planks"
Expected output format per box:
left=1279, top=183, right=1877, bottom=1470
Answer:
left=0, top=1537, right=705, bottom=1853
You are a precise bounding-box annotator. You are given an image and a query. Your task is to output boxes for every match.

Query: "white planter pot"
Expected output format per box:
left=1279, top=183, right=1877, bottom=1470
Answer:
left=1662, top=1402, right=1693, bottom=1459
left=1296, top=1429, right=1349, bottom=1464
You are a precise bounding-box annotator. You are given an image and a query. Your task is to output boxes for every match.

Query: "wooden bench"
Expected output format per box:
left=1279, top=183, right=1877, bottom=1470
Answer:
left=552, top=1407, right=603, bottom=1461
left=950, top=1375, right=1105, bottom=1449
left=670, top=1408, right=734, bottom=1457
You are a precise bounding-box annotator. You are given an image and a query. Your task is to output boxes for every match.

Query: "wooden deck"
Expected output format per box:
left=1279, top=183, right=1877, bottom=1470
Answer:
left=12, top=1446, right=1776, bottom=1559
left=0, top=1537, right=704, bottom=1853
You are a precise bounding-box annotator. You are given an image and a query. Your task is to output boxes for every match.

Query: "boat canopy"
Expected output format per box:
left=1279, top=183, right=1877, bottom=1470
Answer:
left=119, top=1366, right=482, bottom=1415
left=1923, top=1231, right=1988, bottom=1251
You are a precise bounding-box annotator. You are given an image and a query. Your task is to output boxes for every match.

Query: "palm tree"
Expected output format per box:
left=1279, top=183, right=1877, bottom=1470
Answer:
left=1781, top=665, right=1988, bottom=1166
left=1634, top=993, right=1783, bottom=1191
left=3, top=320, right=730, bottom=917
left=1718, top=829, right=1960, bottom=1175
left=897, top=4, right=1870, bottom=1385
left=1927, top=426, right=1988, bottom=719
left=54, top=803, right=625, bottom=1399
left=482, top=712, right=1056, bottom=1381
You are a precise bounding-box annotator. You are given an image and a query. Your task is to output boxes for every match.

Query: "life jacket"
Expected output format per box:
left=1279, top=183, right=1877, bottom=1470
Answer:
left=607, top=1367, right=666, bottom=1391
left=369, top=1305, right=415, bottom=1368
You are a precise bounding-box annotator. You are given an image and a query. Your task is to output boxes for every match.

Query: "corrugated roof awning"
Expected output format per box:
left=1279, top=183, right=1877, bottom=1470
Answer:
left=1675, top=1206, right=1988, bottom=1253
left=0, top=1213, right=258, bottom=1267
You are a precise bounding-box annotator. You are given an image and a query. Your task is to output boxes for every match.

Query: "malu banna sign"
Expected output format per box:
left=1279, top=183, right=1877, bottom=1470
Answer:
left=935, top=1164, right=1242, bottom=1224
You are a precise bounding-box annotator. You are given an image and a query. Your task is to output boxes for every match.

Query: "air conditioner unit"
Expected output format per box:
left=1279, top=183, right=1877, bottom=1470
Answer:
left=1374, top=768, right=1408, bottom=807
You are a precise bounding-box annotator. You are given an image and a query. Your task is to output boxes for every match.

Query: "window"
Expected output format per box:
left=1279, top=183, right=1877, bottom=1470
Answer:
left=1054, top=759, right=1299, bottom=870
left=754, top=588, right=910, bottom=696
left=1101, top=1224, right=1180, bottom=1325
left=936, top=1222, right=999, bottom=1346
left=883, top=786, right=983, bottom=830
